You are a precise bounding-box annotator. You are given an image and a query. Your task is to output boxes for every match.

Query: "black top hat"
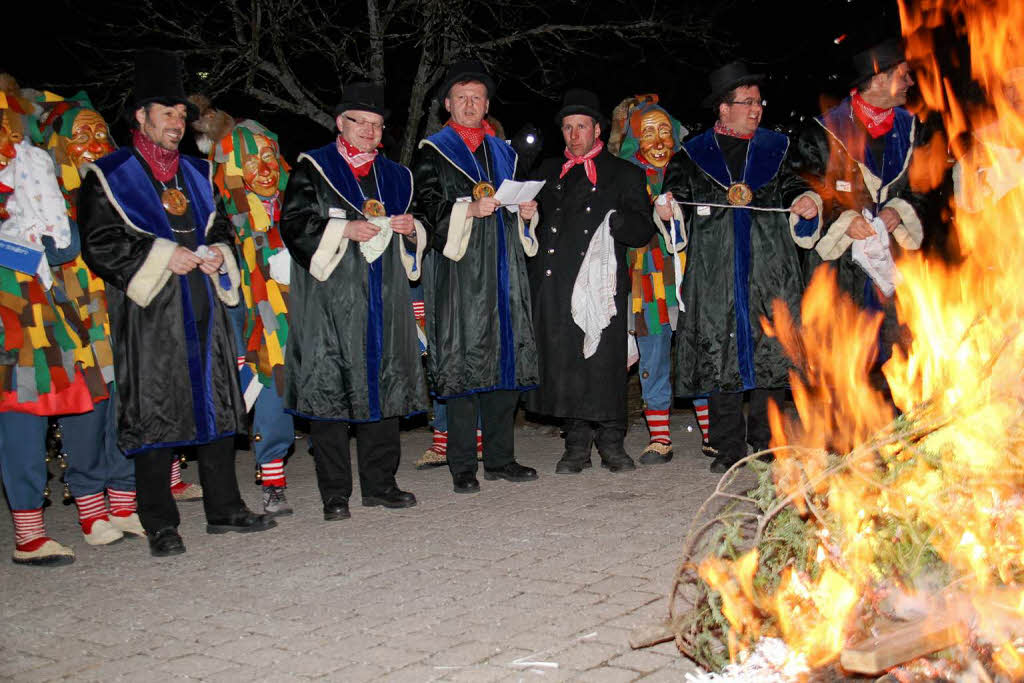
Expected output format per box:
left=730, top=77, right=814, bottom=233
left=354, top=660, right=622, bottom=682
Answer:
left=701, top=61, right=765, bottom=109
left=132, top=50, right=199, bottom=122
left=437, top=60, right=496, bottom=106
left=554, top=88, right=606, bottom=127
left=333, top=81, right=390, bottom=120
left=850, top=38, right=907, bottom=87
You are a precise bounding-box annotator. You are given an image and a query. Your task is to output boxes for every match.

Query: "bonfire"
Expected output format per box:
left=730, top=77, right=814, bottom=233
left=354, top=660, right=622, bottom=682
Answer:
left=637, top=1, right=1024, bottom=680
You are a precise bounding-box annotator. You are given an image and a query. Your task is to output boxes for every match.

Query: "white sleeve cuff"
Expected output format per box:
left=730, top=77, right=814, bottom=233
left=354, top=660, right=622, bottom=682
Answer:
left=400, top=220, right=428, bottom=281
left=441, top=201, right=475, bottom=262
left=517, top=211, right=539, bottom=257
left=884, top=197, right=923, bottom=250
left=126, top=237, right=177, bottom=307
left=652, top=200, right=686, bottom=253
left=788, top=191, right=823, bottom=249
left=208, top=242, right=241, bottom=306
left=309, top=218, right=350, bottom=281
left=815, top=209, right=860, bottom=261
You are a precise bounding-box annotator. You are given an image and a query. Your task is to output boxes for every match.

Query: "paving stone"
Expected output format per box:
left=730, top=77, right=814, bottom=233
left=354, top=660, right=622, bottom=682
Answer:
left=581, top=666, right=644, bottom=682
left=607, top=649, right=676, bottom=673
left=159, top=653, right=235, bottom=676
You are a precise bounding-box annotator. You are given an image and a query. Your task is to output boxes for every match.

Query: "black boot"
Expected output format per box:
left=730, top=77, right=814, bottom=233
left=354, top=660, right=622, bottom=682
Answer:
left=594, top=420, right=635, bottom=473
left=555, top=419, right=593, bottom=474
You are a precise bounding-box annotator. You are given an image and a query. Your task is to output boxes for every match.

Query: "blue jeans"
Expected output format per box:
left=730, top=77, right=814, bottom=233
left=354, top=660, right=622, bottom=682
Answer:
left=0, top=412, right=49, bottom=509
left=636, top=323, right=672, bottom=411
left=62, top=385, right=134, bottom=496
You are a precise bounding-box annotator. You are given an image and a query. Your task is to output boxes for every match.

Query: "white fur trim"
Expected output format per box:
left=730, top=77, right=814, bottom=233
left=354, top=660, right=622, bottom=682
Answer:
left=399, top=220, right=428, bottom=281
left=815, top=209, right=860, bottom=261
left=441, top=201, right=475, bottom=262
left=884, top=197, right=923, bottom=250
left=652, top=200, right=687, bottom=253
left=309, top=218, right=350, bottom=281
left=788, top=191, right=823, bottom=249
left=125, top=237, right=177, bottom=307
left=208, top=242, right=240, bottom=306
left=517, top=211, right=539, bottom=257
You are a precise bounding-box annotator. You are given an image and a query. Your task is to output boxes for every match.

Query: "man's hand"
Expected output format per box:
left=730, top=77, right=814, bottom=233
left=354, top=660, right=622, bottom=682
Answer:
left=198, top=247, right=224, bottom=275
left=390, top=213, right=415, bottom=235
left=845, top=215, right=876, bottom=240
left=518, top=200, right=537, bottom=221
left=654, top=192, right=674, bottom=221
left=467, top=197, right=501, bottom=218
left=169, top=246, right=203, bottom=274
left=790, top=195, right=818, bottom=219
left=878, top=207, right=901, bottom=233
left=343, top=220, right=381, bottom=242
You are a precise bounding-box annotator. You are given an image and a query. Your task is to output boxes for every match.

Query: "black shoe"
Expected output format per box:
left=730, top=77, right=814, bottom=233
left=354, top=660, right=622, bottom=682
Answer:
left=701, top=441, right=718, bottom=457
left=710, top=454, right=742, bottom=473
left=323, top=498, right=351, bottom=521
left=483, top=461, right=538, bottom=482
left=206, top=509, right=277, bottom=534
left=452, top=471, right=480, bottom=493
left=362, top=486, right=417, bottom=509
left=148, top=527, right=186, bottom=557
left=600, top=455, right=636, bottom=473
left=555, top=453, right=591, bottom=474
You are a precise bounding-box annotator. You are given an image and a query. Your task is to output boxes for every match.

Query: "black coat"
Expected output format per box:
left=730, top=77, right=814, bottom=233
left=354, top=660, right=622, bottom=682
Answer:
left=525, top=150, right=655, bottom=422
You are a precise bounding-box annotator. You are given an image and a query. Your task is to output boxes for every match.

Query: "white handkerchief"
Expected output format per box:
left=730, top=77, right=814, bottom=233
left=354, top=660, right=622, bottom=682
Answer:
left=851, top=209, right=900, bottom=297
left=359, top=217, right=393, bottom=263
left=268, top=248, right=292, bottom=285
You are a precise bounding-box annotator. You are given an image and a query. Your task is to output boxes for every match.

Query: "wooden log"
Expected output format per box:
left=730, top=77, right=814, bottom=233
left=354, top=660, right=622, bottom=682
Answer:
left=840, top=612, right=962, bottom=675
left=628, top=622, right=675, bottom=649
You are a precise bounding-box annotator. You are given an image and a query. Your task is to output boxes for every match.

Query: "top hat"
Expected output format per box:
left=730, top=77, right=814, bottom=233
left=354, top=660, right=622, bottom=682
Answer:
left=554, top=88, right=606, bottom=127
left=436, top=60, right=496, bottom=106
left=701, top=61, right=765, bottom=109
left=132, top=50, right=199, bottom=122
left=850, top=38, right=907, bottom=87
left=333, top=81, right=391, bottom=119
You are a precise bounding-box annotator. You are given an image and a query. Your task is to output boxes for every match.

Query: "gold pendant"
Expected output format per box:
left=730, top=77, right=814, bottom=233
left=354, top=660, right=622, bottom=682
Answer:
left=726, top=182, right=753, bottom=206
left=362, top=198, right=387, bottom=218
left=161, top=187, right=189, bottom=216
left=472, top=181, right=496, bottom=200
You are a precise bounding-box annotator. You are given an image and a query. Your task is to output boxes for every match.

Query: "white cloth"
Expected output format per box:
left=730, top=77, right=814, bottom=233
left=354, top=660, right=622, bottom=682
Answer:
left=358, top=216, right=393, bottom=263
left=0, top=141, right=71, bottom=249
left=267, top=248, right=292, bottom=285
left=851, top=209, right=900, bottom=297
left=571, top=210, right=617, bottom=359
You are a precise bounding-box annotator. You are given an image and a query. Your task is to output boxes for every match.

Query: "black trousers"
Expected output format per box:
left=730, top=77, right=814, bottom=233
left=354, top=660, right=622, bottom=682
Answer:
left=133, top=437, right=244, bottom=535
left=446, top=390, right=518, bottom=474
left=563, top=418, right=627, bottom=461
left=708, top=388, right=786, bottom=461
left=309, top=417, right=399, bottom=502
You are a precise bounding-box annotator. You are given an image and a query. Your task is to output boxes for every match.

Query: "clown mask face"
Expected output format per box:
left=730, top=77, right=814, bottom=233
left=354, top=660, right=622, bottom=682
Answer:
left=241, top=134, right=281, bottom=198
left=0, top=111, right=24, bottom=171
left=67, top=109, right=114, bottom=168
left=637, top=109, right=675, bottom=168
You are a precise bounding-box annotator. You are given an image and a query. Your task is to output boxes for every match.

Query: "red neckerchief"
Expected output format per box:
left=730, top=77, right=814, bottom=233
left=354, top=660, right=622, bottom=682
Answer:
left=850, top=90, right=895, bottom=138
left=560, top=139, right=604, bottom=185
left=132, top=129, right=179, bottom=182
left=446, top=119, right=497, bottom=152
left=713, top=120, right=755, bottom=140
left=336, top=135, right=378, bottom=178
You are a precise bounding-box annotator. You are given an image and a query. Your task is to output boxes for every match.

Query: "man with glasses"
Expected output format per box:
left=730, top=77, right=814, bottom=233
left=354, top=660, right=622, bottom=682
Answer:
left=655, top=62, right=821, bottom=473
left=281, top=82, right=427, bottom=520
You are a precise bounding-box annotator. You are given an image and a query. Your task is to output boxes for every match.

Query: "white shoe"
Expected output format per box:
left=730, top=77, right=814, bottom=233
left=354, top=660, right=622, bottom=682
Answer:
left=171, top=481, right=203, bottom=501
left=109, top=513, right=146, bottom=537
left=83, top=519, right=124, bottom=546
left=12, top=538, right=75, bottom=566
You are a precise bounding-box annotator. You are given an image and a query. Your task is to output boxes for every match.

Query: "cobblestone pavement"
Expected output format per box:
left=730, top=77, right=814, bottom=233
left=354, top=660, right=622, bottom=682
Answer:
left=0, top=414, right=728, bottom=682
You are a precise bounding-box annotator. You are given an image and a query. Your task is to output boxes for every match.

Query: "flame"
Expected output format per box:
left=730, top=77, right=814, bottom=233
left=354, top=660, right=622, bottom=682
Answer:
left=698, top=0, right=1024, bottom=674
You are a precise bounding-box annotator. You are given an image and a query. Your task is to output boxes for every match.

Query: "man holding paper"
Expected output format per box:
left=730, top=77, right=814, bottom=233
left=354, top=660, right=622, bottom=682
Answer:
left=78, top=51, right=275, bottom=556
left=413, top=60, right=540, bottom=494
left=527, top=89, right=656, bottom=474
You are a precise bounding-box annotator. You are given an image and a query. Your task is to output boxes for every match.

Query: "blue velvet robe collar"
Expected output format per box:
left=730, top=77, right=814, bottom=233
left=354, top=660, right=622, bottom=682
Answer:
left=92, top=148, right=214, bottom=244
left=300, top=143, right=412, bottom=216
left=682, top=127, right=789, bottom=192
left=817, top=98, right=915, bottom=186
left=421, top=126, right=517, bottom=189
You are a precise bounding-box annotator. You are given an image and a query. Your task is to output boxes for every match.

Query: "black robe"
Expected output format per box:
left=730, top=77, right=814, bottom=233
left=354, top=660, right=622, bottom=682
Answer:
left=525, top=150, right=655, bottom=422
left=661, top=128, right=820, bottom=397
left=280, top=144, right=428, bottom=422
left=78, top=148, right=245, bottom=455
left=412, top=127, right=539, bottom=398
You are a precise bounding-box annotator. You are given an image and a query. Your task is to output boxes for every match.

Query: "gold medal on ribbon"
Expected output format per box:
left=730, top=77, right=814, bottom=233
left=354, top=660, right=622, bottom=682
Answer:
left=472, top=181, right=496, bottom=200
left=161, top=188, right=189, bottom=216
left=362, top=198, right=386, bottom=218
left=726, top=182, right=753, bottom=206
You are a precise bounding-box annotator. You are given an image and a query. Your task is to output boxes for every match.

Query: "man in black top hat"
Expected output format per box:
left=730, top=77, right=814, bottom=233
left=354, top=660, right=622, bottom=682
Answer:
left=281, top=82, right=426, bottom=519
left=412, top=60, right=541, bottom=494
left=527, top=88, right=656, bottom=474
left=656, top=62, right=821, bottom=473
left=78, top=50, right=276, bottom=557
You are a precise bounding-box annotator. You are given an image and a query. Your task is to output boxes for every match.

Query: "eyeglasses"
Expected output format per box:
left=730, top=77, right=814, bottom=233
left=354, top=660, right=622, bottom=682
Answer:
left=343, top=115, right=385, bottom=131
left=728, top=99, right=767, bottom=108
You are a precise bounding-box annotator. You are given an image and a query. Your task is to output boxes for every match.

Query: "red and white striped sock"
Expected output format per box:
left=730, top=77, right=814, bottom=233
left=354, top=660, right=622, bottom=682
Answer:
left=170, top=458, right=183, bottom=487
left=237, top=355, right=246, bottom=370
left=694, top=400, right=710, bottom=442
left=645, top=409, right=672, bottom=445
left=107, top=489, right=137, bottom=517
left=12, top=508, right=47, bottom=549
left=75, top=491, right=109, bottom=534
left=261, top=459, right=286, bottom=487
left=475, top=428, right=483, bottom=455
left=431, top=430, right=447, bottom=455
left=412, top=301, right=425, bottom=322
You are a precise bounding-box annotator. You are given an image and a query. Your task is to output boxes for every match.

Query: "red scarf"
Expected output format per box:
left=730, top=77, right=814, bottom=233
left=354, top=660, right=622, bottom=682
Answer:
left=850, top=90, right=895, bottom=138
left=336, top=136, right=378, bottom=178
left=713, top=121, right=755, bottom=140
left=446, top=119, right=497, bottom=152
left=132, top=129, right=179, bottom=182
left=560, top=139, right=604, bottom=185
